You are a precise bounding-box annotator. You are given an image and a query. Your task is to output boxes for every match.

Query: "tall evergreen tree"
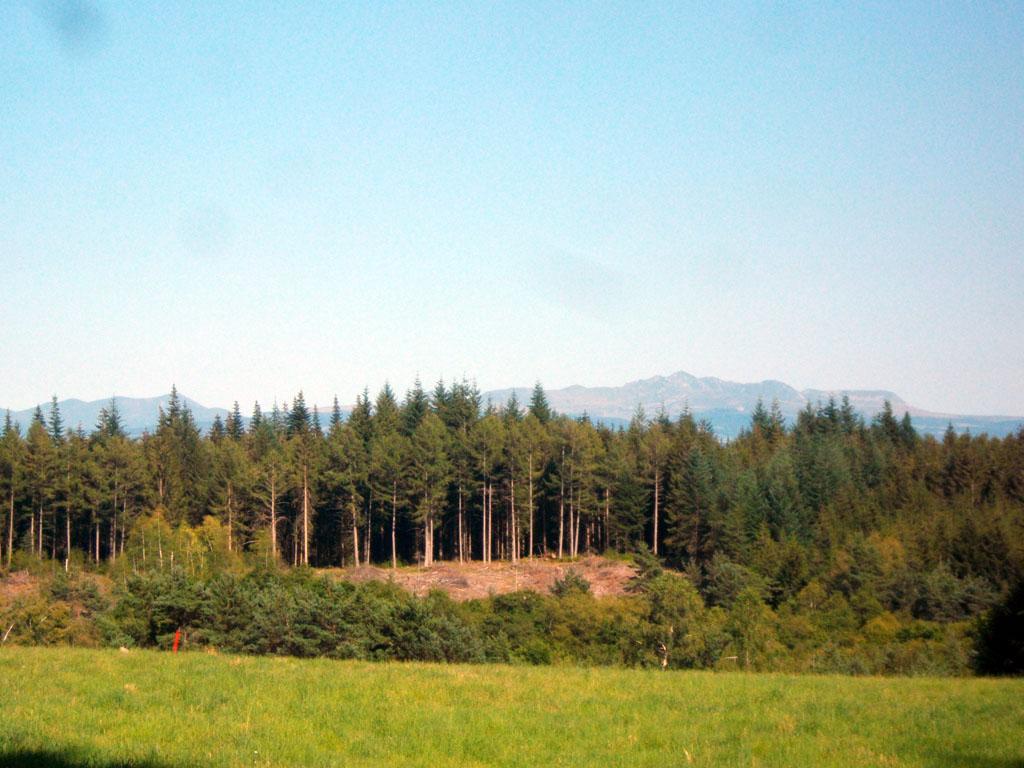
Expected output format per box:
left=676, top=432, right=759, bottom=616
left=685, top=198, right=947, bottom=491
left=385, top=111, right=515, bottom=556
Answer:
left=528, top=382, right=552, bottom=424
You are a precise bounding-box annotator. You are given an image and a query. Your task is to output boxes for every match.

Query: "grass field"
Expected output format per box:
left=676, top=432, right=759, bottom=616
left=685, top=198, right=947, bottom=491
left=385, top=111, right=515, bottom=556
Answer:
left=0, top=648, right=1021, bottom=768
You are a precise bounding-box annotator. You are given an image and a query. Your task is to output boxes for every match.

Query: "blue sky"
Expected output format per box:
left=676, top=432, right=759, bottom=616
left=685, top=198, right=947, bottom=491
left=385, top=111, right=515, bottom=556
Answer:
left=2, top=1, right=1022, bottom=415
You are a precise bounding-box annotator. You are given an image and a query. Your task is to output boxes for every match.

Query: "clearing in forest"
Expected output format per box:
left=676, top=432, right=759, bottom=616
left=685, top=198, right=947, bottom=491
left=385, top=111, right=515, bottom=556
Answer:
left=324, top=554, right=637, bottom=600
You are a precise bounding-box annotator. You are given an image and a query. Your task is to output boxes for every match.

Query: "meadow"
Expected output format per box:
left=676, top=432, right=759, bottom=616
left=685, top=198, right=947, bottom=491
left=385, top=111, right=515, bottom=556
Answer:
left=0, top=647, right=1021, bottom=768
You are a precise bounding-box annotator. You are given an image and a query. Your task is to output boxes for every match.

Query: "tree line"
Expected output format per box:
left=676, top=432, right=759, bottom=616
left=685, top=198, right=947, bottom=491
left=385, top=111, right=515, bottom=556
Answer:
left=1, top=381, right=1022, bottom=612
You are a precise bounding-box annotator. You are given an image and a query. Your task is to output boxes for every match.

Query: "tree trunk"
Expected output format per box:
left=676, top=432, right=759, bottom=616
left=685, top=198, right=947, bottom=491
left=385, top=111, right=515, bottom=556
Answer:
left=7, top=489, right=13, bottom=568
left=423, top=512, right=433, bottom=567
left=302, top=463, right=310, bottom=566
left=269, top=472, right=277, bottom=562
left=457, top=483, right=464, bottom=563
left=391, top=482, right=398, bottom=569
left=351, top=496, right=360, bottom=568
left=364, top=500, right=371, bottom=565
left=527, top=453, right=534, bottom=559
left=480, top=481, right=486, bottom=562
left=109, top=503, right=116, bottom=564
left=111, top=475, right=118, bottom=564
left=64, top=506, right=71, bottom=573
left=510, top=474, right=517, bottom=563
left=653, top=468, right=660, bottom=555
left=558, top=474, right=564, bottom=559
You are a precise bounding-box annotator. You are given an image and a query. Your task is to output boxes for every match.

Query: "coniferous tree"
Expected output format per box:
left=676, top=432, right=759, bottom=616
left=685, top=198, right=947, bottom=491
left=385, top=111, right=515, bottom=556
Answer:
left=528, top=382, right=552, bottom=424
left=0, top=414, right=23, bottom=567
left=409, top=412, right=450, bottom=566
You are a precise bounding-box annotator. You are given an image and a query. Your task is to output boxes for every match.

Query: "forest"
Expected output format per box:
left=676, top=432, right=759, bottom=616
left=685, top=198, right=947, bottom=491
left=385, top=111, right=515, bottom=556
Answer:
left=1, top=381, right=1022, bottom=674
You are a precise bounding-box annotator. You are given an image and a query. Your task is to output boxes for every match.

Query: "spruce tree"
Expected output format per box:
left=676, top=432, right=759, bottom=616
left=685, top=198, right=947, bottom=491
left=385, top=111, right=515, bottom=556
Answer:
left=528, top=382, right=552, bottom=424
left=44, top=398, right=63, bottom=442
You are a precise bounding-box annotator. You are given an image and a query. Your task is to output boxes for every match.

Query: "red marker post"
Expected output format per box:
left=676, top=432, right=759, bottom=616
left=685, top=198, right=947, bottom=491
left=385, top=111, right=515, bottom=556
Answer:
left=173, top=629, right=181, bottom=653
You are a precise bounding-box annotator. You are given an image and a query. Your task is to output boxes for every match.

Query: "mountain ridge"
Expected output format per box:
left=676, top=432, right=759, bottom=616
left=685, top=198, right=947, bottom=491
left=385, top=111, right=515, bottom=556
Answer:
left=483, top=370, right=1022, bottom=438
left=3, top=371, right=1021, bottom=439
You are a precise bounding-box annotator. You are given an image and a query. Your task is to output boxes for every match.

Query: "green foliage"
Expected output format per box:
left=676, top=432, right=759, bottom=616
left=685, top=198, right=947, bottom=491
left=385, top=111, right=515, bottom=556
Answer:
left=1, top=384, right=1022, bottom=678
left=974, top=579, right=1024, bottom=675
left=550, top=568, right=590, bottom=597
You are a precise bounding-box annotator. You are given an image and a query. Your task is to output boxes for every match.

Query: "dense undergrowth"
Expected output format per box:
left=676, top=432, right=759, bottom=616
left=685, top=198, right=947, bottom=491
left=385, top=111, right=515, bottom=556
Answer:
left=3, top=551, right=1019, bottom=676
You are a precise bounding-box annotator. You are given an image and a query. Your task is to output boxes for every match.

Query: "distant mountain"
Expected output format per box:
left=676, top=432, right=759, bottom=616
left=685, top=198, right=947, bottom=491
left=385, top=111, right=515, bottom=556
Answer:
left=5, top=373, right=1022, bottom=440
left=3, top=395, right=228, bottom=437
left=485, top=371, right=1023, bottom=439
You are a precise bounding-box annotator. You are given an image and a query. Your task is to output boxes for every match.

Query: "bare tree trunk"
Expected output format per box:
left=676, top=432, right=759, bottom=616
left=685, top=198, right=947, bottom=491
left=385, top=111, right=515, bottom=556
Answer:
left=364, top=498, right=371, bottom=565
left=480, top=482, right=486, bottom=562
left=269, top=472, right=278, bottom=561
left=110, top=475, right=118, bottom=564
left=574, top=487, right=582, bottom=558
left=391, top=483, right=398, bottom=569
left=422, top=511, right=433, bottom=567
left=64, top=507, right=70, bottom=573
left=482, top=482, right=489, bottom=563
left=302, top=463, right=310, bottom=566
left=510, top=474, right=517, bottom=563
left=568, top=492, right=575, bottom=559
left=558, top=466, right=565, bottom=559
left=457, top=483, right=464, bottom=563
left=351, top=497, right=360, bottom=568
left=7, top=489, right=13, bottom=568
left=653, top=468, right=660, bottom=555
left=527, top=453, right=534, bottom=559
left=489, top=482, right=495, bottom=562
left=542, top=498, right=548, bottom=555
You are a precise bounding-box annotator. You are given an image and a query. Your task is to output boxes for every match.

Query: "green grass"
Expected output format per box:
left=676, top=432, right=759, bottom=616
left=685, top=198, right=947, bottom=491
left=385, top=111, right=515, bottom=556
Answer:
left=0, top=647, right=1021, bottom=768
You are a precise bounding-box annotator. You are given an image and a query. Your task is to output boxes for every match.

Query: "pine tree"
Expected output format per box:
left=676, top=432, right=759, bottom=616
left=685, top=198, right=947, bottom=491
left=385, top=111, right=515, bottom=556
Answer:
left=0, top=416, right=24, bottom=567
left=250, top=401, right=264, bottom=431
left=47, top=397, right=65, bottom=444
left=288, top=391, right=312, bottom=436
left=326, top=421, right=368, bottom=566
left=329, top=396, right=343, bottom=432
left=226, top=401, right=245, bottom=440
left=409, top=412, right=450, bottom=566
left=528, top=382, right=553, bottom=424
left=402, top=377, right=428, bottom=436
left=664, top=447, right=718, bottom=574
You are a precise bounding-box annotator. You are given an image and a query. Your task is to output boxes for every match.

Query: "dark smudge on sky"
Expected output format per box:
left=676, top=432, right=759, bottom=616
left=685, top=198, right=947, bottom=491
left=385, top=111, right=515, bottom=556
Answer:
left=38, top=0, right=107, bottom=55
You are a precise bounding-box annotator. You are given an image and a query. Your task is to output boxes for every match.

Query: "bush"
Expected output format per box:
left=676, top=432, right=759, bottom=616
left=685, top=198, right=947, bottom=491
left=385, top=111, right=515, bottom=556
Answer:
left=551, top=569, right=590, bottom=597
left=974, top=580, right=1024, bottom=675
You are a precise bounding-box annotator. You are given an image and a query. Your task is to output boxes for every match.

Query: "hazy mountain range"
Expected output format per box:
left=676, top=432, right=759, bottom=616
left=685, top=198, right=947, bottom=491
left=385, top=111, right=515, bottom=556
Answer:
left=3, top=395, right=229, bottom=438
left=486, top=371, right=1022, bottom=438
left=3, top=371, right=1022, bottom=439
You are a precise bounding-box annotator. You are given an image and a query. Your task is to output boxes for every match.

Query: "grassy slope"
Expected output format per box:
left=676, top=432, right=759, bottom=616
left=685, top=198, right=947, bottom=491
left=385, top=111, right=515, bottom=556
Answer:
left=0, top=648, right=1021, bottom=768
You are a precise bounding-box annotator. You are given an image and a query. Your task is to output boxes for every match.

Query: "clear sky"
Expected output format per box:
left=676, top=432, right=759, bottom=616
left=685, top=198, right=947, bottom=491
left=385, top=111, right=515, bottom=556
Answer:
left=2, top=1, right=1022, bottom=415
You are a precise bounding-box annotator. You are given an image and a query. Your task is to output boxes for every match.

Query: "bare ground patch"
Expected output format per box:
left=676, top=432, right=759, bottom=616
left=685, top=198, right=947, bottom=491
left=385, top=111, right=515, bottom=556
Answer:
left=322, top=556, right=638, bottom=601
